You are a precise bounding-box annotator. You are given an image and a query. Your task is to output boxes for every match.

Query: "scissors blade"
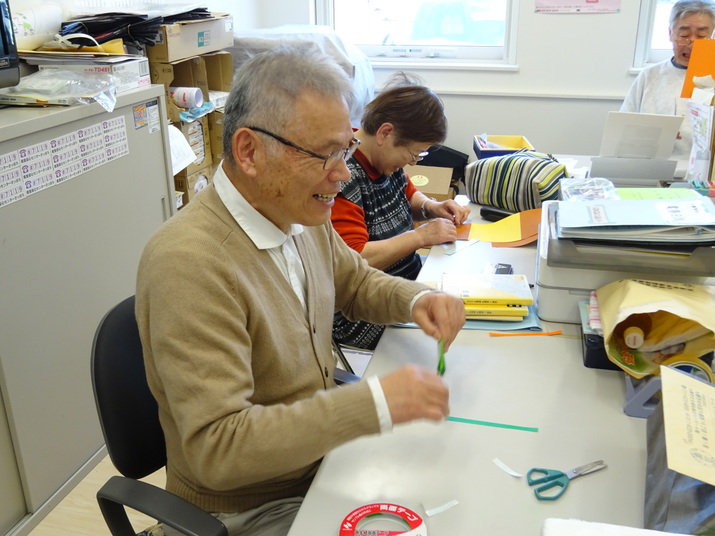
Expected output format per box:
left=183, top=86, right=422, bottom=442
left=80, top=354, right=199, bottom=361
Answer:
left=565, top=460, right=607, bottom=480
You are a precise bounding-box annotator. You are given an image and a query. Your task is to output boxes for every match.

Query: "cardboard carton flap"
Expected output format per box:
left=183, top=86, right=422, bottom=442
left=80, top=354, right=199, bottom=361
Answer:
left=404, top=164, right=454, bottom=201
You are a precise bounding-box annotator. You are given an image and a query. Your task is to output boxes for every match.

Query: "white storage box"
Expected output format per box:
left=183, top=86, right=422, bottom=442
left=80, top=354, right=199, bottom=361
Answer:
left=535, top=201, right=714, bottom=323
left=29, top=56, right=150, bottom=94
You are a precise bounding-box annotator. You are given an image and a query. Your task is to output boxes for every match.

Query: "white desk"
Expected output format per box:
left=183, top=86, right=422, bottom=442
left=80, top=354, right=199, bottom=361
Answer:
left=288, top=212, right=648, bottom=536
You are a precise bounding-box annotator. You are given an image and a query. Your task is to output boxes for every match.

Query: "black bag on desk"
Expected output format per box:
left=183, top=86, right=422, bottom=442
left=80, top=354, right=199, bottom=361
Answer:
left=421, top=145, right=469, bottom=182
left=645, top=400, right=715, bottom=534
left=464, top=150, right=566, bottom=212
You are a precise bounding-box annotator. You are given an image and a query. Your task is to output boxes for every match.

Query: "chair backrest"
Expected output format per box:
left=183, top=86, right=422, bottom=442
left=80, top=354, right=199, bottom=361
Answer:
left=91, top=295, right=166, bottom=479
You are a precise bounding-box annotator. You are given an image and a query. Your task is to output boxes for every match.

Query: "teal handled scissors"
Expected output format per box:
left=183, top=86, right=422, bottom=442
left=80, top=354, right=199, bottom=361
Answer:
left=527, top=460, right=607, bottom=501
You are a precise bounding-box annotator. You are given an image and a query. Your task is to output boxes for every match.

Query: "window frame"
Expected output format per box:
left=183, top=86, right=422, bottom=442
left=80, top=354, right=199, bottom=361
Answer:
left=314, top=0, right=518, bottom=69
left=633, top=0, right=674, bottom=70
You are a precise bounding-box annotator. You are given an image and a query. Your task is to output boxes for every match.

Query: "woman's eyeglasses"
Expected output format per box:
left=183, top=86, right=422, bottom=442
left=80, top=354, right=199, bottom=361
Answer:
left=408, top=149, right=429, bottom=164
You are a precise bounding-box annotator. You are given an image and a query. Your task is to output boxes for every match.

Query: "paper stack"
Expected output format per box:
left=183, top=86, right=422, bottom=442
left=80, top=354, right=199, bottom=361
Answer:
left=555, top=197, right=715, bottom=245
left=442, top=273, right=534, bottom=321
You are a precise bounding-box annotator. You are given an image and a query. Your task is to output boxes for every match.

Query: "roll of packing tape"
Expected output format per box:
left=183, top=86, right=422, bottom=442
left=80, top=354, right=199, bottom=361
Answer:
left=340, top=503, right=427, bottom=536
left=660, top=356, right=715, bottom=384
left=169, top=87, right=203, bottom=109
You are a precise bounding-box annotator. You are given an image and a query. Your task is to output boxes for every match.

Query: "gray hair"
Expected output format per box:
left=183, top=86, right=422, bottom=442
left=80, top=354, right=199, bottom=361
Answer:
left=222, top=44, right=355, bottom=166
left=670, top=0, right=715, bottom=30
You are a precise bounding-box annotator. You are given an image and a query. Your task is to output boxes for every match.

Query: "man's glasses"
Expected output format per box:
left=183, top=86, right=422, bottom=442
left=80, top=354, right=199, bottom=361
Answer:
left=247, top=126, right=360, bottom=170
left=673, top=35, right=710, bottom=46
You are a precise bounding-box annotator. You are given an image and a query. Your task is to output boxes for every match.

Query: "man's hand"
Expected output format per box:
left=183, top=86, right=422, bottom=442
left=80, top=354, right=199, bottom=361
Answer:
left=411, top=291, right=465, bottom=351
left=380, top=365, right=449, bottom=424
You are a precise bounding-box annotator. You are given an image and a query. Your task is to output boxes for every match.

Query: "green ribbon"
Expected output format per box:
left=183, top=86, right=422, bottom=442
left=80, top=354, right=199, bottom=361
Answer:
left=446, top=415, right=538, bottom=433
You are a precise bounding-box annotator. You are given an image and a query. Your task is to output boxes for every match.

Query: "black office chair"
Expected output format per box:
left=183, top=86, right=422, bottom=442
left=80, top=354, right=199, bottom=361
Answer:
left=91, top=296, right=358, bottom=536
left=91, top=295, right=228, bottom=536
left=332, top=337, right=356, bottom=378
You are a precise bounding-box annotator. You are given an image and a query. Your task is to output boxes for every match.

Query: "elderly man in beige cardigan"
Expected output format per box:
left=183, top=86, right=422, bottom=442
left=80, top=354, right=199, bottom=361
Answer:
left=136, top=45, right=465, bottom=536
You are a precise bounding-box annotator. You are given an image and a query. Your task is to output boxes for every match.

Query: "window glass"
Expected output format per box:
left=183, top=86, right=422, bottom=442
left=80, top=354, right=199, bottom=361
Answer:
left=651, top=0, right=675, bottom=50
left=327, top=0, right=511, bottom=62
left=638, top=0, right=676, bottom=65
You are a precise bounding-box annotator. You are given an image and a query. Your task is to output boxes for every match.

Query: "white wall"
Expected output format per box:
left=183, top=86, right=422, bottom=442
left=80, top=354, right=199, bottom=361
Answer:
left=209, top=0, right=259, bottom=30
left=209, top=0, right=647, bottom=159
left=208, top=0, right=312, bottom=32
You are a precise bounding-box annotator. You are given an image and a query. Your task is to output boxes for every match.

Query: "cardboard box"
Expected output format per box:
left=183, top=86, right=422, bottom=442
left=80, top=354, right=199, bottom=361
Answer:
left=173, top=116, right=212, bottom=175
left=174, top=165, right=212, bottom=207
left=473, top=135, right=534, bottom=159
left=208, top=108, right=225, bottom=161
left=151, top=56, right=207, bottom=123
left=150, top=51, right=232, bottom=123
left=204, top=51, right=233, bottom=94
left=404, top=164, right=455, bottom=202
left=35, top=56, right=150, bottom=94
left=174, top=190, right=185, bottom=210
left=146, top=13, right=234, bottom=63
left=204, top=51, right=232, bottom=161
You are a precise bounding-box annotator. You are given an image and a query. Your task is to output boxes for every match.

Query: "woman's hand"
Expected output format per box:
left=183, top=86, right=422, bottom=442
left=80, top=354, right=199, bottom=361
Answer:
left=430, top=199, right=470, bottom=224
left=414, top=218, right=459, bottom=246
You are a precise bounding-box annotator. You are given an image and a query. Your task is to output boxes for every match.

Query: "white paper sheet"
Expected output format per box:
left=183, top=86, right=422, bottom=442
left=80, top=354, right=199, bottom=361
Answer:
left=599, top=112, right=684, bottom=160
left=661, top=366, right=715, bottom=487
left=167, top=123, right=197, bottom=176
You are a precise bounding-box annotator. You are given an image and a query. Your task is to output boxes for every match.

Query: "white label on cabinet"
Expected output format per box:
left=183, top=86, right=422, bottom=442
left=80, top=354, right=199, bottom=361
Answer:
left=0, top=117, right=130, bottom=209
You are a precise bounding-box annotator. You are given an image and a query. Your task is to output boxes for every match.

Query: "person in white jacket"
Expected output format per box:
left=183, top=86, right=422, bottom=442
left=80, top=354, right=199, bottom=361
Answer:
left=621, top=0, right=715, bottom=166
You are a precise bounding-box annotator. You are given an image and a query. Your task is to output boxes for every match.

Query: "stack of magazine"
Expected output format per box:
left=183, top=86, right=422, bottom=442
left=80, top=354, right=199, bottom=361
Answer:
left=554, top=197, right=715, bottom=246
left=441, top=273, right=534, bottom=322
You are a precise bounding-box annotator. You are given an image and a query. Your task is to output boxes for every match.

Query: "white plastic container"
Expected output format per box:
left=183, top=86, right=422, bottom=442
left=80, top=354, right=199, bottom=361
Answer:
left=11, top=2, right=63, bottom=50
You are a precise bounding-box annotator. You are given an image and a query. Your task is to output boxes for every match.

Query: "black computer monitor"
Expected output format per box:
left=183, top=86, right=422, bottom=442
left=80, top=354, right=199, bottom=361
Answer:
left=0, top=0, right=20, bottom=89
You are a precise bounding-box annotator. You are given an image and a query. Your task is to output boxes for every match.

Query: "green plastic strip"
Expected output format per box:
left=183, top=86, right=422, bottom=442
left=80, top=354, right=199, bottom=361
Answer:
left=437, top=339, right=446, bottom=376
left=446, top=415, right=539, bottom=433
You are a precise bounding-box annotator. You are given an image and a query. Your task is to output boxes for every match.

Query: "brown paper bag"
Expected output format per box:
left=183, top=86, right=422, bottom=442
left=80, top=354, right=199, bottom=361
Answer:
left=595, top=279, right=715, bottom=379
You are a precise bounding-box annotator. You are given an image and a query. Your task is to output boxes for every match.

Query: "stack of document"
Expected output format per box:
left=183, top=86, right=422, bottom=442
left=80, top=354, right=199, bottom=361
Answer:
left=542, top=200, right=715, bottom=277
left=555, top=197, right=715, bottom=245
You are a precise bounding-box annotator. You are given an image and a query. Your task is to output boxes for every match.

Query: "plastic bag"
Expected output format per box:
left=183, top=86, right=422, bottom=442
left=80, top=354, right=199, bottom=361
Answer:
left=560, top=177, right=619, bottom=201
left=645, top=401, right=715, bottom=534
left=0, top=69, right=117, bottom=111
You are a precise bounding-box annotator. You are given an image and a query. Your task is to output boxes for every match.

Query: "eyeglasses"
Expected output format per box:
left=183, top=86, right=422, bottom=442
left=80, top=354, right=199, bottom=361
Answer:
left=247, top=126, right=360, bottom=170
left=408, top=149, right=429, bottom=164
left=673, top=36, right=709, bottom=46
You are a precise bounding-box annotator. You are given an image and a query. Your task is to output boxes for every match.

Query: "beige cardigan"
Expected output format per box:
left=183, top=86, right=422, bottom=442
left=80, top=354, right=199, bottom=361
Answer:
left=136, top=184, right=429, bottom=513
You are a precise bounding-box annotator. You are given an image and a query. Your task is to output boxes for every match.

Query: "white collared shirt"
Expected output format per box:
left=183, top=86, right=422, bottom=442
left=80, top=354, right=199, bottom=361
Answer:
left=214, top=162, right=307, bottom=316
left=213, top=163, right=392, bottom=431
